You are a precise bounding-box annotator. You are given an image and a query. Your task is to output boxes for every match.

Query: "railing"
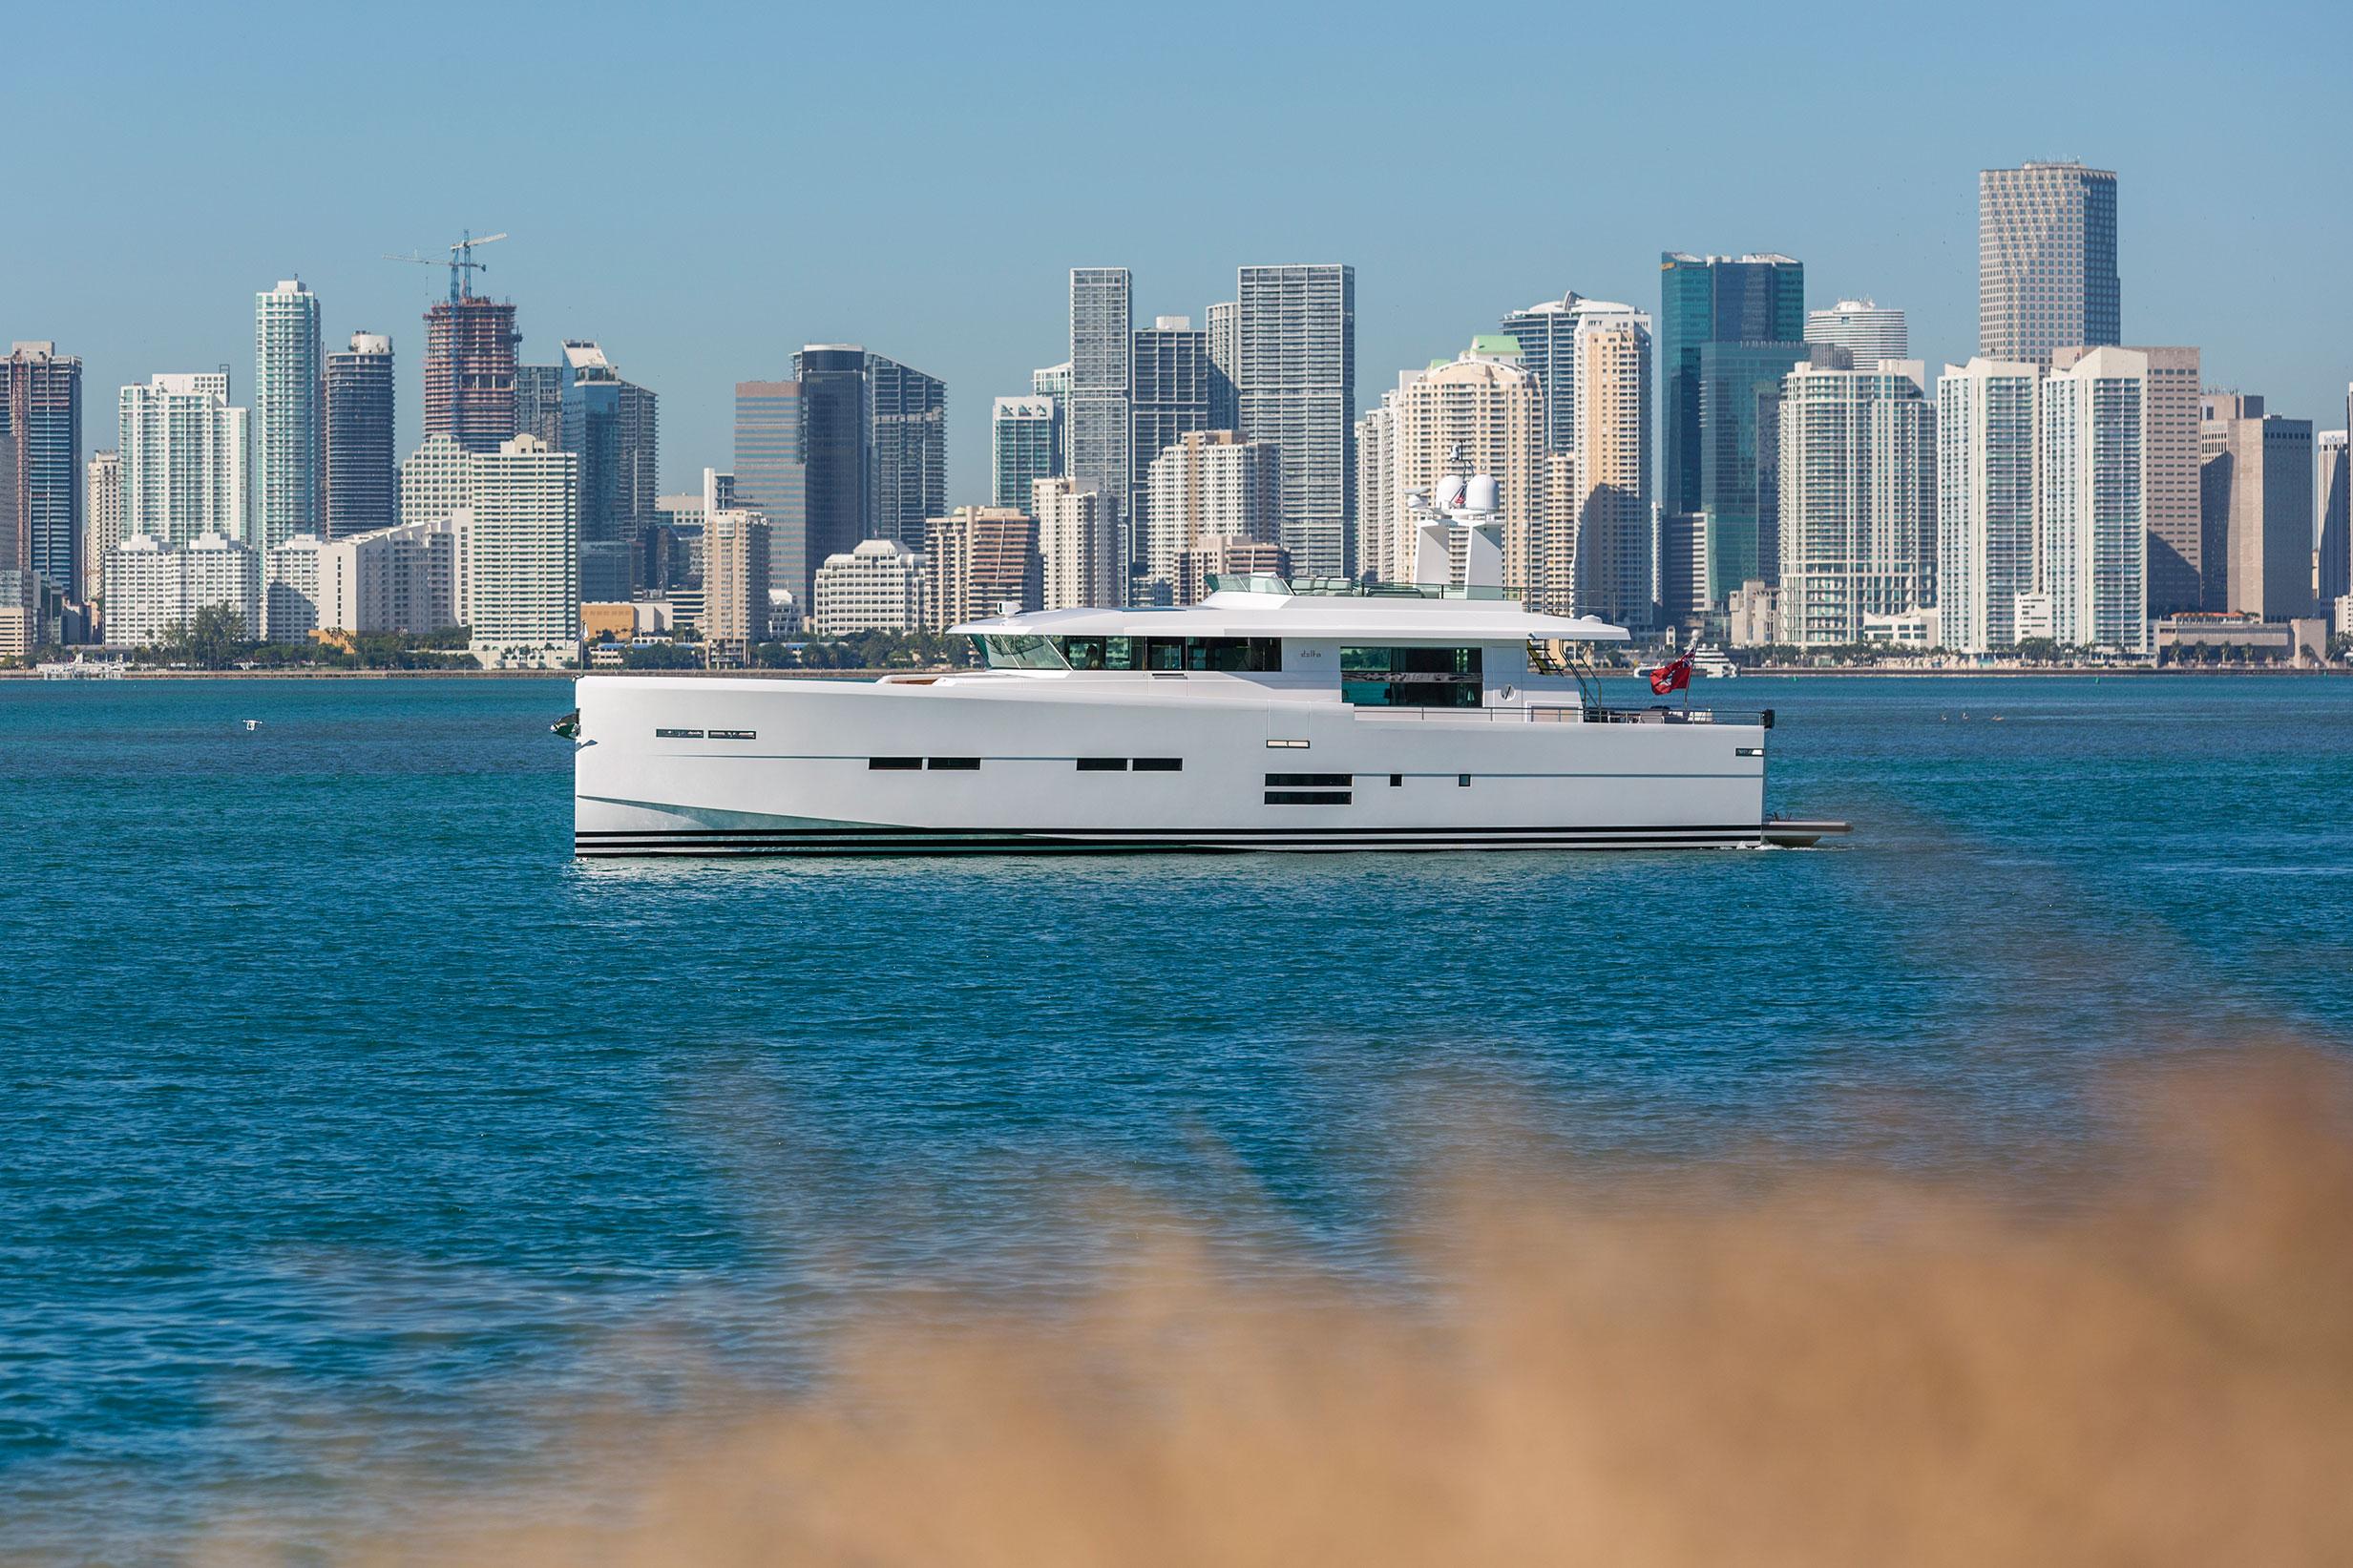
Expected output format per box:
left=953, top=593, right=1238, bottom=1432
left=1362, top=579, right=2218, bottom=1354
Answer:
left=1356, top=703, right=1775, bottom=727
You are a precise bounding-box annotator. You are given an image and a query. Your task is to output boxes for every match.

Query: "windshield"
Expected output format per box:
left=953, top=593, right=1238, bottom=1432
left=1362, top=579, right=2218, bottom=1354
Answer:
left=977, top=634, right=1069, bottom=670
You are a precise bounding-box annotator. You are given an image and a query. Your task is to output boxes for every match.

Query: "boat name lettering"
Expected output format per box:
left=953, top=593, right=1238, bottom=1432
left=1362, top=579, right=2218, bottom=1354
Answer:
left=708, top=730, right=757, bottom=741
left=656, top=728, right=704, bottom=739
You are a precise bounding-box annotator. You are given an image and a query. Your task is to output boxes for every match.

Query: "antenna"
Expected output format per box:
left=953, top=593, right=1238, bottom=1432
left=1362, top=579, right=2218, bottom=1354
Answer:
left=383, top=229, right=510, bottom=303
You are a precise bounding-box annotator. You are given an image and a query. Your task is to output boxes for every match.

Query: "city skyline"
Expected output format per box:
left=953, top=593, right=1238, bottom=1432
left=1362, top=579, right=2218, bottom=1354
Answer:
left=7, top=1, right=2346, bottom=511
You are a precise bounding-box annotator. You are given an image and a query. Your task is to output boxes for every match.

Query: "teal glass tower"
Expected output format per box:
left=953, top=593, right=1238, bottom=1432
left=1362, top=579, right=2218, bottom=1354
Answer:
left=1659, top=253, right=1805, bottom=605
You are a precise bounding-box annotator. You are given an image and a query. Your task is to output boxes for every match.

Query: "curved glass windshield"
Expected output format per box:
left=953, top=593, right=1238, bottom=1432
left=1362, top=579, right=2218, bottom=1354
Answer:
left=977, top=634, right=1070, bottom=670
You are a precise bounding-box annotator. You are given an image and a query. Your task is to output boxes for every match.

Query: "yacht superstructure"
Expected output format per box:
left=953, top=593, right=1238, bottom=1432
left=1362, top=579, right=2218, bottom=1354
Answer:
left=569, top=471, right=1843, bottom=857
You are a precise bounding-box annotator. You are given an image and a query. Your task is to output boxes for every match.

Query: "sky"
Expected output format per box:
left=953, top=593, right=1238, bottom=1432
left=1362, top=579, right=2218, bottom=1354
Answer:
left=10, top=0, right=2349, bottom=503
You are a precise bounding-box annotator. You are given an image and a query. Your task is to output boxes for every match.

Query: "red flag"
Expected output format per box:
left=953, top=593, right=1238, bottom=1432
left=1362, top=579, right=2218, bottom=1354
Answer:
left=1649, top=650, right=1693, bottom=696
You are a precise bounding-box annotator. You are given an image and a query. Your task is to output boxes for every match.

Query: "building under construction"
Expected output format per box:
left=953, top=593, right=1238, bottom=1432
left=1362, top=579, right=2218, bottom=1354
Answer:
left=423, top=297, right=519, bottom=454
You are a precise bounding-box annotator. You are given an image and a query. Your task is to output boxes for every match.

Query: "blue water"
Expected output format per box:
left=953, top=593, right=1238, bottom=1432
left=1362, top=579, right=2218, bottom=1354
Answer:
left=7, top=674, right=2352, bottom=1559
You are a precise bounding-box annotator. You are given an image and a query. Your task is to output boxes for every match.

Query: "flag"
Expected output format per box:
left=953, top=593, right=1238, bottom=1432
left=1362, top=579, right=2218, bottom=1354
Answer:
left=1649, top=651, right=1694, bottom=696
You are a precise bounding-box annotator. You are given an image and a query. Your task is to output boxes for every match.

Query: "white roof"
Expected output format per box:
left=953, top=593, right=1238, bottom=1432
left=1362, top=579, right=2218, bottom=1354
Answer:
left=955, top=587, right=1628, bottom=642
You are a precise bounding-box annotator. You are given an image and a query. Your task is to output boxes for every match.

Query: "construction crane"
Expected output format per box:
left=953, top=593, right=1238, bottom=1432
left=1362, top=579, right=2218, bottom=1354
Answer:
left=383, top=229, right=509, bottom=303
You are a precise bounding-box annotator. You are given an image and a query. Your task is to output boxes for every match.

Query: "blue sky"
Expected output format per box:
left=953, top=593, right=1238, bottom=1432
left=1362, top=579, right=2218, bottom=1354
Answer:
left=11, top=0, right=2347, bottom=500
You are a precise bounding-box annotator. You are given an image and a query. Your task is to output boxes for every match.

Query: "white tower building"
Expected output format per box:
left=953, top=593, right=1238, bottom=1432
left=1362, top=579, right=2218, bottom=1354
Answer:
left=118, top=374, right=248, bottom=548
left=2038, top=346, right=2149, bottom=653
left=1033, top=475, right=1121, bottom=611
left=466, top=434, right=579, bottom=667
left=1936, top=359, right=2043, bottom=653
left=254, top=278, right=323, bottom=551
left=1775, top=360, right=1935, bottom=647
left=1803, top=300, right=1909, bottom=367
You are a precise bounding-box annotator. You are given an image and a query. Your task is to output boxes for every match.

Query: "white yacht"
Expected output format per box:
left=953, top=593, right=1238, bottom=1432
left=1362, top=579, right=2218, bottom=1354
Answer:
left=568, top=476, right=1843, bottom=857
left=1637, top=644, right=1740, bottom=679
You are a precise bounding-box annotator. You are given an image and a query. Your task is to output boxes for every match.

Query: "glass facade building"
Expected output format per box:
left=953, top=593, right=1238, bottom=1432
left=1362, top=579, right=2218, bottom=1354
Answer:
left=733, top=380, right=805, bottom=615
left=1659, top=252, right=1805, bottom=523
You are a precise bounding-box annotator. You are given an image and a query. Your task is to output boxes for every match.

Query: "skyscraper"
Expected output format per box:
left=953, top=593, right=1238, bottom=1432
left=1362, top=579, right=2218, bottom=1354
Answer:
left=924, top=506, right=1039, bottom=629
left=83, top=449, right=121, bottom=604
left=1144, top=430, right=1280, bottom=604
left=466, top=433, right=579, bottom=666
left=423, top=295, right=519, bottom=453
left=1775, top=360, right=1936, bottom=647
left=992, top=397, right=1060, bottom=510
left=2039, top=346, right=2149, bottom=653
left=1803, top=300, right=1908, bottom=366
left=1658, top=252, right=1805, bottom=518
left=1032, top=475, right=1122, bottom=611
left=2319, top=428, right=2350, bottom=607
left=1031, top=361, right=1072, bottom=472
left=1497, top=291, right=1588, bottom=456
left=325, top=332, right=395, bottom=539
left=2, top=342, right=83, bottom=598
left=733, top=380, right=806, bottom=620
left=868, top=352, right=947, bottom=550
left=1236, top=263, right=1355, bottom=577
left=1205, top=301, right=1239, bottom=430
left=1567, top=305, right=1654, bottom=631
left=1979, top=162, right=2120, bottom=364
left=1069, top=268, right=1133, bottom=526
left=1695, top=340, right=1838, bottom=605
left=793, top=345, right=869, bottom=616
left=1936, top=359, right=2042, bottom=653
left=513, top=363, right=565, bottom=448
left=2054, top=344, right=2201, bottom=614
left=559, top=342, right=659, bottom=604
left=1377, top=339, right=1544, bottom=604
left=2199, top=392, right=2314, bottom=621
left=119, top=374, right=247, bottom=548
left=253, top=279, right=323, bottom=551
left=1128, top=317, right=1212, bottom=560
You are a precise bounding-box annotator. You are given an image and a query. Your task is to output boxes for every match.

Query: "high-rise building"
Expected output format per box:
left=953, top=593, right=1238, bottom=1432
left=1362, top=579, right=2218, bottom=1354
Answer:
left=788, top=346, right=945, bottom=603
left=559, top=342, right=660, bottom=604
left=1979, top=162, right=2120, bottom=364
left=466, top=433, right=579, bottom=666
left=2319, top=428, right=2351, bottom=607
left=1803, top=300, right=1908, bottom=367
left=704, top=508, right=772, bottom=654
left=1069, top=268, right=1133, bottom=529
left=2039, top=345, right=2149, bottom=653
left=732, top=380, right=805, bottom=620
left=2051, top=344, right=2200, bottom=614
left=422, top=295, right=519, bottom=453
left=3, top=343, right=83, bottom=601
left=1355, top=395, right=1396, bottom=584
left=868, top=352, right=946, bottom=549
left=83, top=449, right=121, bottom=603
left=992, top=396, right=1060, bottom=510
left=1497, top=290, right=1590, bottom=456
left=1936, top=359, right=2042, bottom=653
left=315, top=520, right=460, bottom=637
left=1377, top=339, right=1545, bottom=604
left=1144, top=429, right=1280, bottom=603
left=1695, top=340, right=1841, bottom=605
left=1236, top=263, right=1355, bottom=577
left=253, top=279, right=323, bottom=551
left=513, top=363, right=564, bottom=448
left=263, top=533, right=324, bottom=642
left=812, top=537, right=926, bottom=637
left=1659, top=252, right=1805, bottom=519
left=793, top=345, right=869, bottom=615
left=119, top=374, right=247, bottom=549
left=324, top=332, right=395, bottom=540
left=1775, top=360, right=1936, bottom=647
left=2200, top=392, right=2314, bottom=621
left=1033, top=475, right=1122, bottom=611
left=102, top=531, right=261, bottom=646
left=1205, top=301, right=1239, bottom=431
left=1128, top=317, right=1212, bottom=561
left=1567, top=305, right=1654, bottom=630
left=924, top=506, right=1039, bottom=630
left=1031, top=361, right=1072, bottom=472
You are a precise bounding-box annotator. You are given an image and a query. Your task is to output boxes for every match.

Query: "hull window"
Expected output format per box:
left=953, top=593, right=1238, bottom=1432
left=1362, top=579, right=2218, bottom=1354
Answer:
left=1076, top=757, right=1129, bottom=772
left=1266, top=790, right=1353, bottom=805
left=868, top=757, right=922, bottom=771
left=927, top=758, right=980, bottom=771
left=1132, top=757, right=1184, bottom=772
left=1266, top=773, right=1352, bottom=787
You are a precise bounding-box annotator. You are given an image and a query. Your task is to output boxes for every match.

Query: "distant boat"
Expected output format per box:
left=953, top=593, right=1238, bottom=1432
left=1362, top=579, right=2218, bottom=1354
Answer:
left=242, top=720, right=262, bottom=731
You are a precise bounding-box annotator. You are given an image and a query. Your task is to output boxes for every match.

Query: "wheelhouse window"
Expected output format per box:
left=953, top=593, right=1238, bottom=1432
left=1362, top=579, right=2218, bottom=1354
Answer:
left=976, top=634, right=1069, bottom=670
left=1339, top=646, right=1483, bottom=708
left=1058, top=636, right=1280, bottom=672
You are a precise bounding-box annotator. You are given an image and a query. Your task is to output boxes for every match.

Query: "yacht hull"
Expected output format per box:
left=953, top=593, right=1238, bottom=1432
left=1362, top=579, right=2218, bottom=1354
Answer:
left=571, top=676, right=1774, bottom=857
